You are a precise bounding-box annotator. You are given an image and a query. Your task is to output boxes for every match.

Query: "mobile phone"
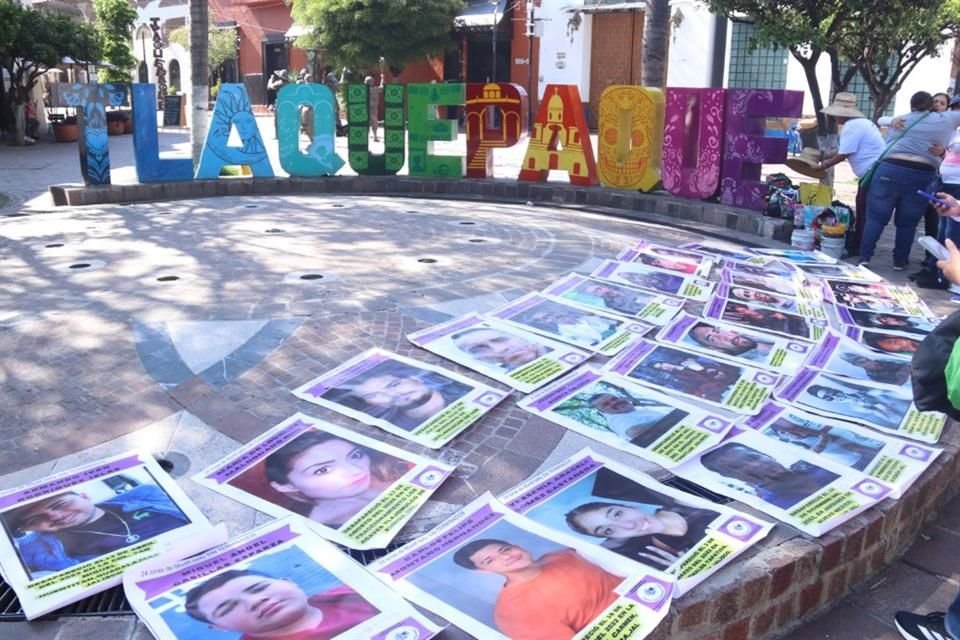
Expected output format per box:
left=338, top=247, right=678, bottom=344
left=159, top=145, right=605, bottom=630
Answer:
left=918, top=235, right=952, bottom=261
left=918, top=190, right=950, bottom=207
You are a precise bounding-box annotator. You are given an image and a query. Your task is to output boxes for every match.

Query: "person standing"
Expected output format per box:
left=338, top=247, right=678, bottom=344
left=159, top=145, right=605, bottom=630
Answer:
left=364, top=57, right=385, bottom=142
left=814, top=93, right=885, bottom=257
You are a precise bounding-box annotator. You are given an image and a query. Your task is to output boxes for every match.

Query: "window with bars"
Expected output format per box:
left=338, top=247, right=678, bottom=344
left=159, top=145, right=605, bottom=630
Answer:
left=837, top=63, right=896, bottom=119
left=727, top=21, right=788, bottom=89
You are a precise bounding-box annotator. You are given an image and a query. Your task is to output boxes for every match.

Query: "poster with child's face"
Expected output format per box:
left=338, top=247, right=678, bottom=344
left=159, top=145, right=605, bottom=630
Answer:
left=194, top=413, right=453, bottom=549
left=371, top=495, right=673, bottom=640
left=292, top=349, right=508, bottom=449
left=499, top=449, right=772, bottom=595
left=125, top=517, right=441, bottom=640
left=0, top=452, right=220, bottom=620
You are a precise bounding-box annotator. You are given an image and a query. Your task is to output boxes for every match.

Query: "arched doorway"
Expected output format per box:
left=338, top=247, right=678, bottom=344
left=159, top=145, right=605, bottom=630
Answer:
left=169, top=59, right=181, bottom=92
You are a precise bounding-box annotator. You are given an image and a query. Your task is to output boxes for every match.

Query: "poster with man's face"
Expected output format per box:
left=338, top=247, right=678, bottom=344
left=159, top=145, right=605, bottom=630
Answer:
left=0, top=452, right=220, bottom=619
left=124, top=517, right=441, bottom=640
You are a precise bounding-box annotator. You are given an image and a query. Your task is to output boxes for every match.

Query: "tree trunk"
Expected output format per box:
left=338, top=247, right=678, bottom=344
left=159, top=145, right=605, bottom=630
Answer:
left=13, top=102, right=25, bottom=147
left=641, top=0, right=670, bottom=88
left=190, top=0, right=209, bottom=165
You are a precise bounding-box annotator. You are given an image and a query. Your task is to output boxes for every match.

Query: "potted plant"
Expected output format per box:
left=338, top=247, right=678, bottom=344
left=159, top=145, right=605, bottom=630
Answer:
left=52, top=115, right=79, bottom=143
left=106, top=110, right=128, bottom=136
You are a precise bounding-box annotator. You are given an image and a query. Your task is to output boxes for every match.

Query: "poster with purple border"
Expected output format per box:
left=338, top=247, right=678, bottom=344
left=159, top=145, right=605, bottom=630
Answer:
left=806, top=331, right=912, bottom=387
left=794, top=263, right=883, bottom=282
left=718, top=269, right=806, bottom=300
left=845, top=328, right=923, bottom=358
left=590, top=259, right=715, bottom=302
left=499, top=448, right=772, bottom=595
left=722, top=258, right=797, bottom=279
left=656, top=312, right=811, bottom=374
left=715, top=281, right=826, bottom=319
left=291, top=349, right=508, bottom=449
left=517, top=366, right=735, bottom=468
left=823, top=279, right=933, bottom=318
left=677, top=242, right=764, bottom=264
left=832, top=304, right=940, bottom=337
left=774, top=368, right=946, bottom=443
left=541, top=273, right=685, bottom=326
left=604, top=339, right=778, bottom=415
left=747, top=248, right=836, bottom=264
left=193, top=413, right=454, bottom=549
left=0, top=452, right=222, bottom=619
left=369, top=494, right=673, bottom=640
left=670, top=429, right=892, bottom=537
left=407, top=312, right=591, bottom=393
left=703, top=295, right=828, bottom=342
left=488, top=292, right=653, bottom=356
left=741, top=402, right=941, bottom=498
left=123, top=517, right=441, bottom=640
left=615, top=242, right=715, bottom=278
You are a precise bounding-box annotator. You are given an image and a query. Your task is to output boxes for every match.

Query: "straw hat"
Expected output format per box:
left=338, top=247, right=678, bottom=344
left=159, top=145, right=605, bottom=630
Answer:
left=785, top=147, right=827, bottom=179
left=821, top=92, right=865, bottom=118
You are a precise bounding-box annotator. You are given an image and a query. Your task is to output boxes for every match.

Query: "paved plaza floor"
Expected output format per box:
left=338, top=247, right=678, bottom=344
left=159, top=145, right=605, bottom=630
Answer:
left=0, top=121, right=958, bottom=639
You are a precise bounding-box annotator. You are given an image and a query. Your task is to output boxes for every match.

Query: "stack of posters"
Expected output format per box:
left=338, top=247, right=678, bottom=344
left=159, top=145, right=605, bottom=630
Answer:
left=670, top=429, right=891, bottom=536
left=125, top=517, right=441, bottom=640
left=590, top=259, right=715, bottom=301
left=518, top=367, right=735, bottom=467
left=616, top=242, right=715, bottom=277
left=806, top=332, right=912, bottom=387
left=499, top=449, right=773, bottom=594
left=194, top=413, right=454, bottom=549
left=656, top=313, right=811, bottom=374
left=704, top=296, right=828, bottom=341
left=742, top=403, right=940, bottom=497
left=292, top=349, right=508, bottom=449
left=541, top=273, right=684, bottom=326
left=488, top=293, right=651, bottom=356
left=0, top=452, right=222, bottom=618
left=605, top=340, right=778, bottom=415
left=370, top=495, right=673, bottom=640
left=407, top=313, right=590, bottom=393
left=774, top=369, right=946, bottom=443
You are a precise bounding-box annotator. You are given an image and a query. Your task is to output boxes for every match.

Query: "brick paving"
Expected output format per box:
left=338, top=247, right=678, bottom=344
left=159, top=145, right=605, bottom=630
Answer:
left=0, top=120, right=957, bottom=639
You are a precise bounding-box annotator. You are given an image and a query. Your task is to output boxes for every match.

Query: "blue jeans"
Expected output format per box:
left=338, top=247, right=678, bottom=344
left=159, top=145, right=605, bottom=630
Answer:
left=924, top=182, right=960, bottom=271
left=860, top=161, right=938, bottom=264
left=948, top=590, right=960, bottom=639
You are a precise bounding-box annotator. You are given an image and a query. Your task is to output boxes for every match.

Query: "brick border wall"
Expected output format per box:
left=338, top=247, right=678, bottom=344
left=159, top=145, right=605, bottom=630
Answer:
left=46, top=175, right=955, bottom=639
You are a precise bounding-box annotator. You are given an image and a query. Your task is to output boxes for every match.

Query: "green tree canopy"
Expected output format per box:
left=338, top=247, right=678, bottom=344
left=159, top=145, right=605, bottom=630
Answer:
left=93, top=0, right=137, bottom=83
left=168, top=25, right=237, bottom=72
left=290, top=0, right=465, bottom=74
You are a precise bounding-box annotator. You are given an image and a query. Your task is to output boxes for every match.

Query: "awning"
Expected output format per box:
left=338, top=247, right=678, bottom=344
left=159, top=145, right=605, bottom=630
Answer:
left=456, top=0, right=508, bottom=28
left=285, top=23, right=312, bottom=39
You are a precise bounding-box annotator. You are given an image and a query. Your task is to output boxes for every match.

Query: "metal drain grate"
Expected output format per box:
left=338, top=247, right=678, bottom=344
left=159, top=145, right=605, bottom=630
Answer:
left=0, top=543, right=404, bottom=622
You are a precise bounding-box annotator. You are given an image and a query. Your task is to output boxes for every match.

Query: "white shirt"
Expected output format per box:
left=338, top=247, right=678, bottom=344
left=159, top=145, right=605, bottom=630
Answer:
left=940, top=130, right=960, bottom=184
left=838, top=118, right=886, bottom=177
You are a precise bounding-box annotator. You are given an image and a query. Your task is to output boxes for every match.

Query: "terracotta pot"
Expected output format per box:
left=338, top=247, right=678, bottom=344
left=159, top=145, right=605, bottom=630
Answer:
left=52, top=123, right=79, bottom=143
left=107, top=120, right=125, bottom=136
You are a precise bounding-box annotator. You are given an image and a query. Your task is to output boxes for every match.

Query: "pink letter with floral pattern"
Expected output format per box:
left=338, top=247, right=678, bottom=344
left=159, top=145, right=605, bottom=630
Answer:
left=662, top=88, right=726, bottom=200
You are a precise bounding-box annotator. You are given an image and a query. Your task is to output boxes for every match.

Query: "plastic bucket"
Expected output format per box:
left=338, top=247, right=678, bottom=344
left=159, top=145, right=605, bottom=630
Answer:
left=791, top=228, right=816, bottom=251
left=820, top=235, right=845, bottom=259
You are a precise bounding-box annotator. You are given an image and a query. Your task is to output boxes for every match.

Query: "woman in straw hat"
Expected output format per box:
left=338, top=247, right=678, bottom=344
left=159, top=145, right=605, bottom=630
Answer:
left=813, top=92, right=885, bottom=256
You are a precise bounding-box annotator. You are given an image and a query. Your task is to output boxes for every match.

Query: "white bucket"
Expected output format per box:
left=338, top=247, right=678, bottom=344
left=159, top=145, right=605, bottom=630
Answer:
left=820, top=235, right=845, bottom=259
left=791, top=228, right=815, bottom=251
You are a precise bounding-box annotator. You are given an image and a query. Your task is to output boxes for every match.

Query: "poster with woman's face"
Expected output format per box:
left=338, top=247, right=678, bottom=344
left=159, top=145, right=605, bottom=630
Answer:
left=825, top=281, right=932, bottom=317
left=371, top=495, right=673, bottom=640
left=835, top=307, right=939, bottom=337
left=671, top=429, right=891, bottom=537
left=721, top=271, right=800, bottom=297
left=618, top=242, right=714, bottom=277
left=499, top=449, right=772, bottom=595
left=743, top=402, right=940, bottom=498
left=292, top=349, right=508, bottom=449
left=704, top=295, right=828, bottom=342
left=407, top=312, right=590, bottom=394
left=517, top=367, right=734, bottom=468
left=723, top=258, right=796, bottom=279
left=0, top=453, right=219, bottom=620
left=194, top=413, right=453, bottom=549
left=717, top=282, right=826, bottom=319
left=775, top=369, right=946, bottom=443
left=796, top=263, right=883, bottom=282
left=657, top=313, right=811, bottom=374
left=605, top=340, right=778, bottom=415
left=590, top=259, right=715, bottom=302
left=124, top=517, right=441, bottom=640
left=806, top=332, right=912, bottom=387
left=542, top=273, right=685, bottom=326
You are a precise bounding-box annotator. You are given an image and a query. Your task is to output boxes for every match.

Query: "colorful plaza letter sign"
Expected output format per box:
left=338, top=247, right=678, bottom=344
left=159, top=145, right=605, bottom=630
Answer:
left=407, top=82, right=465, bottom=178
left=275, top=83, right=344, bottom=177
left=195, top=84, right=274, bottom=180
left=464, top=83, right=529, bottom=178
left=519, top=84, right=598, bottom=186
left=346, top=83, right=406, bottom=175
left=662, top=88, right=726, bottom=200
left=596, top=86, right=664, bottom=191
left=131, top=84, right=193, bottom=183
left=720, top=89, right=803, bottom=209
left=50, top=82, right=128, bottom=186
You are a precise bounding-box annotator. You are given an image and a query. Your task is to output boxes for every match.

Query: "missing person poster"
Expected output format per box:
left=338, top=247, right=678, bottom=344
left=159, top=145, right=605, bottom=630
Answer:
left=370, top=494, right=673, bottom=640
left=499, top=449, right=772, bottom=595
left=806, top=332, right=912, bottom=387
left=704, top=296, right=828, bottom=342
left=590, top=259, right=715, bottom=302
left=194, top=413, right=454, bottom=549
left=715, top=281, right=826, bottom=319
left=743, top=402, right=941, bottom=498
left=678, top=242, right=761, bottom=264
left=671, top=429, right=891, bottom=537
left=0, top=452, right=222, bottom=619
left=656, top=313, right=811, bottom=374
left=747, top=248, right=837, bottom=264
left=846, top=329, right=922, bottom=358
left=722, top=258, right=796, bottom=279
left=542, top=273, right=685, bottom=326
left=517, top=367, right=735, bottom=468
left=719, top=270, right=811, bottom=301
left=775, top=369, right=946, bottom=443
left=488, top=293, right=652, bottom=357
left=124, top=516, right=441, bottom=640
left=795, top=263, right=883, bottom=282
left=407, top=312, right=591, bottom=394
left=616, top=242, right=714, bottom=278
left=823, top=280, right=932, bottom=317
left=834, top=307, right=939, bottom=338
left=292, top=349, right=508, bottom=449
left=605, top=340, right=778, bottom=415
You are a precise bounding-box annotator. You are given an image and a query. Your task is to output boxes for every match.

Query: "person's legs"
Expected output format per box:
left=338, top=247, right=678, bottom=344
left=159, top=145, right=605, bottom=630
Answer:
left=895, top=590, right=960, bottom=640
left=892, top=167, right=939, bottom=267
left=848, top=183, right=868, bottom=258
left=947, top=590, right=960, bottom=639
left=860, top=164, right=900, bottom=263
